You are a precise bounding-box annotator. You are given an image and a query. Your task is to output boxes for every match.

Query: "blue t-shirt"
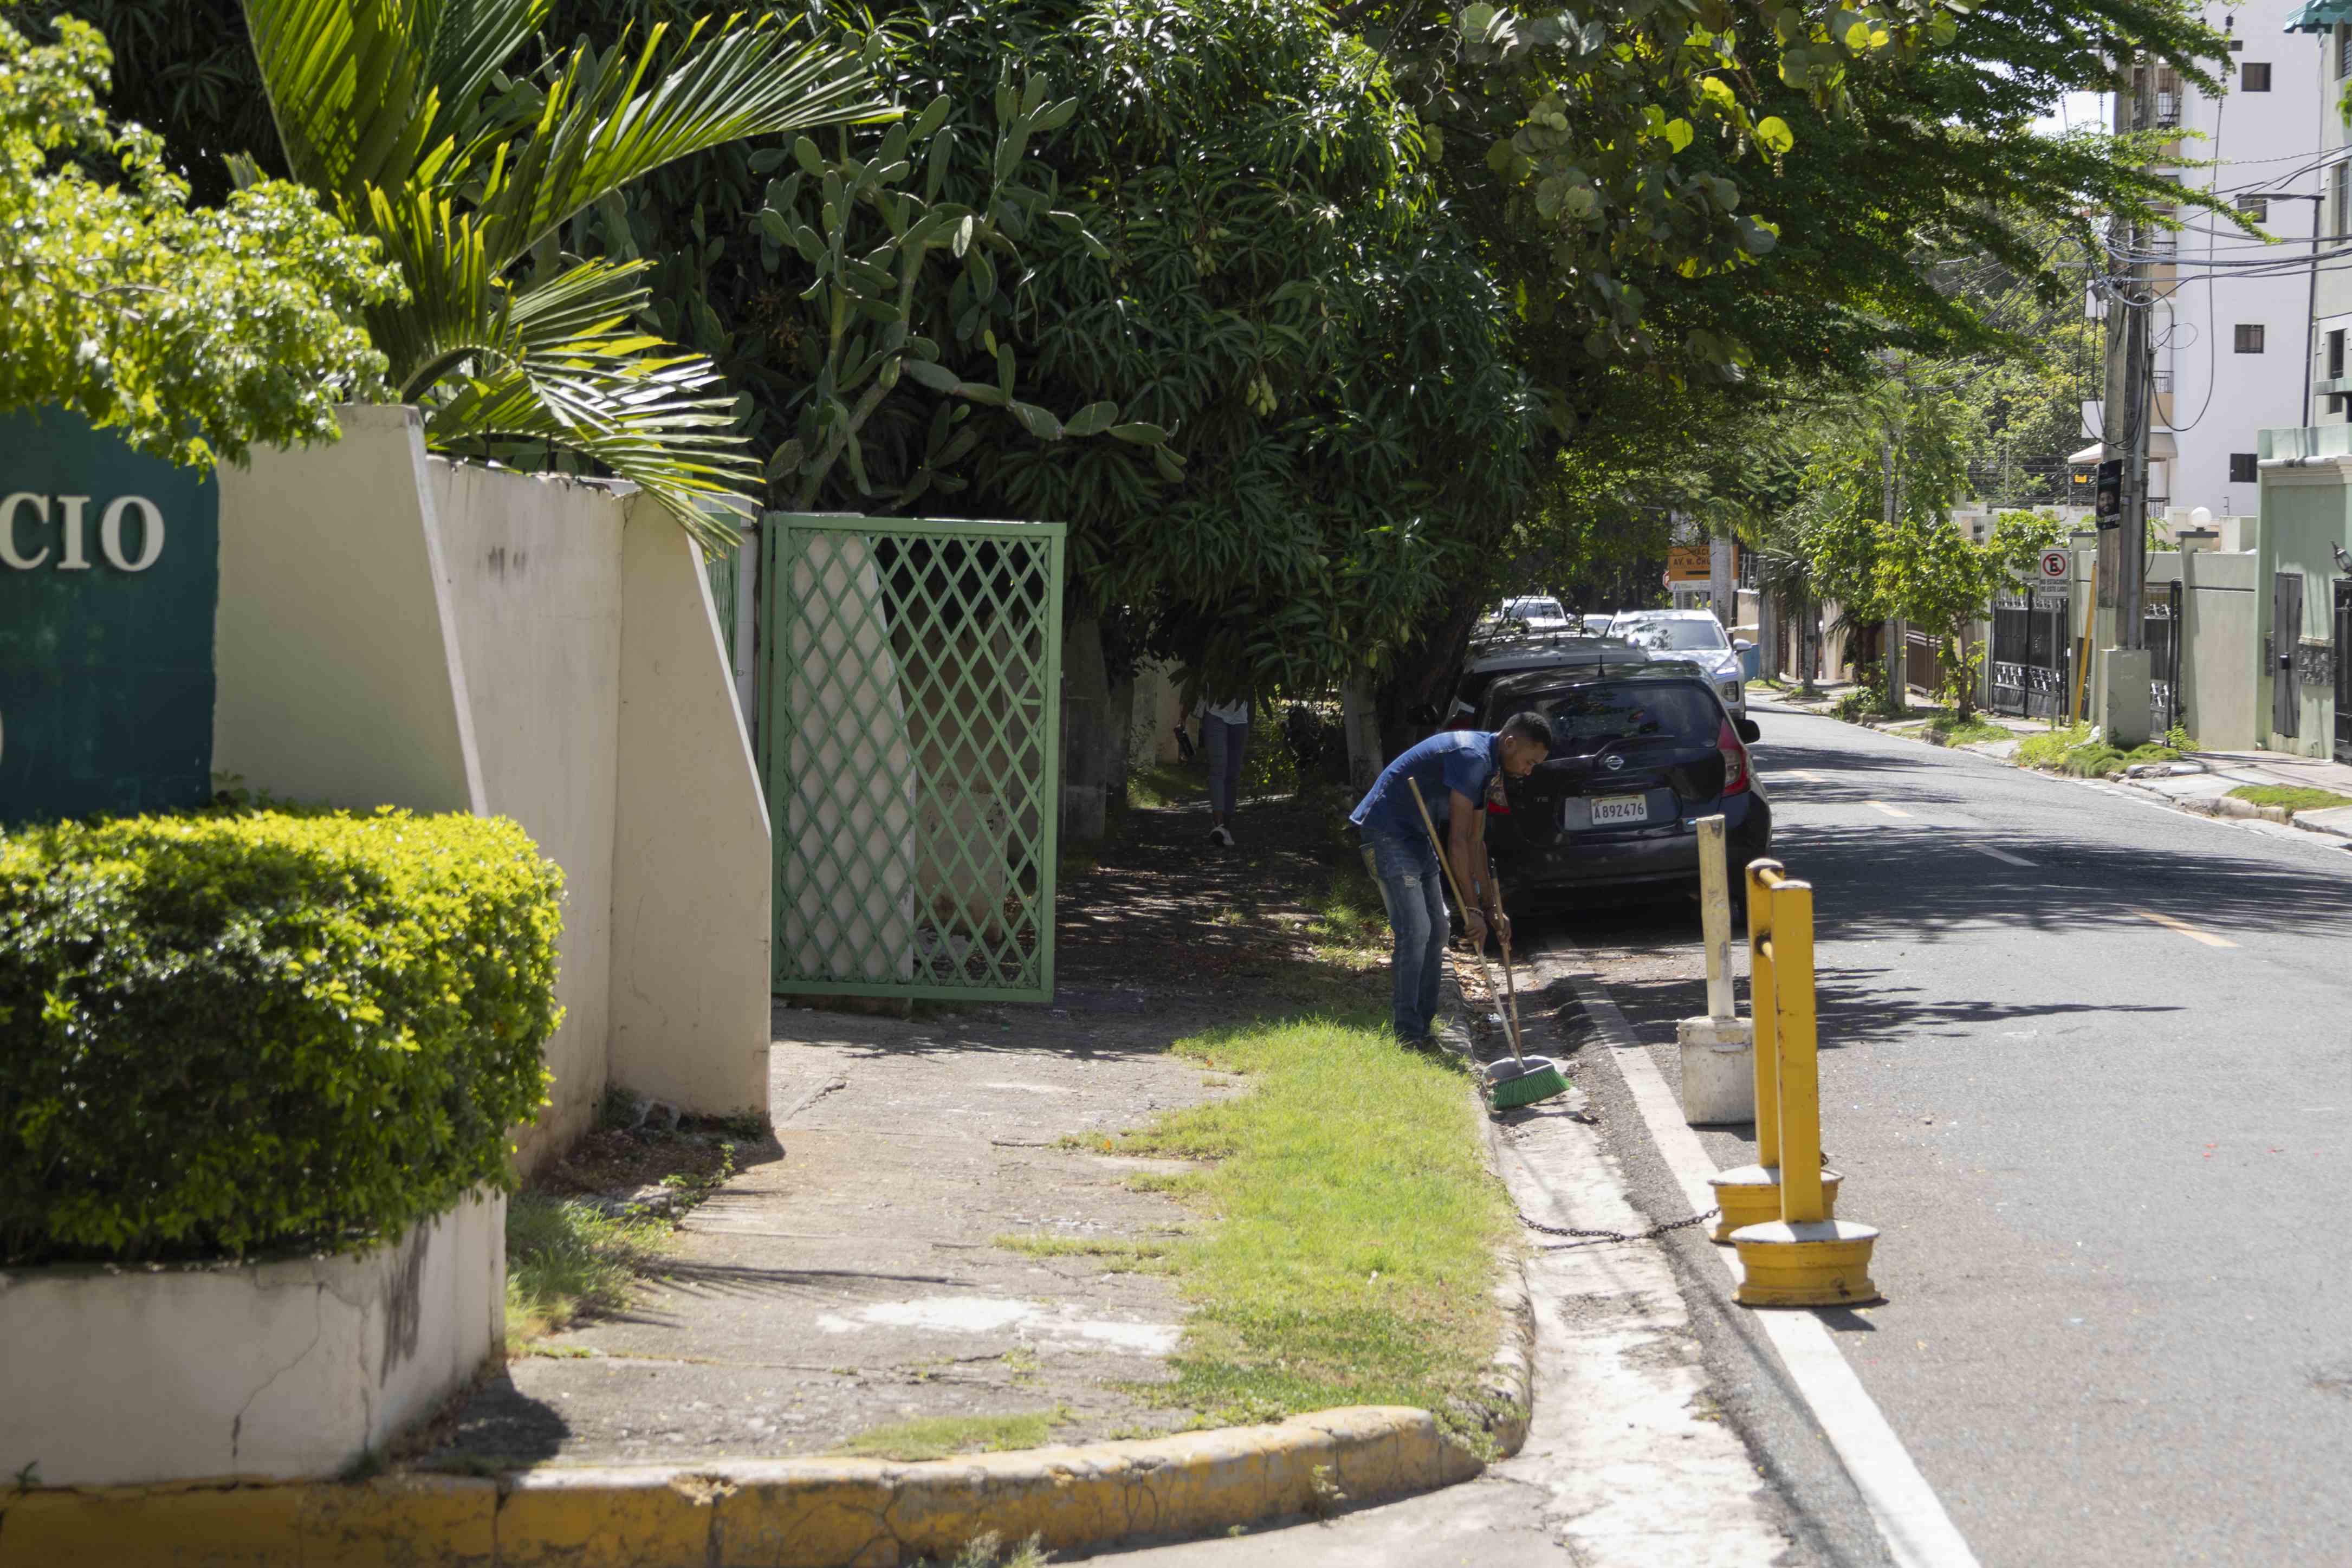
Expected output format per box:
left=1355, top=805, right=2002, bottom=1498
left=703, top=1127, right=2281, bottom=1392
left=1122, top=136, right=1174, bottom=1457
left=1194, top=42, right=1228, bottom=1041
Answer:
left=1350, top=730, right=1500, bottom=838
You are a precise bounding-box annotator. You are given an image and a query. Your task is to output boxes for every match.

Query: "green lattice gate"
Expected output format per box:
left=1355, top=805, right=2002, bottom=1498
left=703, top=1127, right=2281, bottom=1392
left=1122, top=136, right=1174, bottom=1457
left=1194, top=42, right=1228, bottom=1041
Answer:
left=760, top=513, right=1065, bottom=1000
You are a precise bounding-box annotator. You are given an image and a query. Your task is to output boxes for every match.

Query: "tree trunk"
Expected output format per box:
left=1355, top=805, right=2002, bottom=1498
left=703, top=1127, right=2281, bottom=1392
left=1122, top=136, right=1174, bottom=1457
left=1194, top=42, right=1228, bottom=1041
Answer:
left=1060, top=612, right=1115, bottom=847
left=1339, top=672, right=1383, bottom=798
left=1375, top=599, right=1483, bottom=760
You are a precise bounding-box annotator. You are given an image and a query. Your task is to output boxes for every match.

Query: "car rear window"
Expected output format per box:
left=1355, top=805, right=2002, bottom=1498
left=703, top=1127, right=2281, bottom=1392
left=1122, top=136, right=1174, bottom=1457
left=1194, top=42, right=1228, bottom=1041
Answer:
left=1522, top=683, right=1720, bottom=752
left=1620, top=618, right=1728, bottom=652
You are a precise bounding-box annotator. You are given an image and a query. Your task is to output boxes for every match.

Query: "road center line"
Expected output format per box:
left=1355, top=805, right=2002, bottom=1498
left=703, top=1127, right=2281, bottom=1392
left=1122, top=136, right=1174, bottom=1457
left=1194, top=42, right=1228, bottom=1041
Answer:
left=1962, top=842, right=2035, bottom=868
left=1868, top=800, right=1912, bottom=818
left=1570, top=973, right=1981, bottom=1568
left=2124, top=905, right=2238, bottom=948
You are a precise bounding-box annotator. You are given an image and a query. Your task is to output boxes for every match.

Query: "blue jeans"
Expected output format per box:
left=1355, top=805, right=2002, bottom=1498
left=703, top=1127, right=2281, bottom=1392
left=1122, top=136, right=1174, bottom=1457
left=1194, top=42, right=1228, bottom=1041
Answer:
left=1361, top=829, right=1449, bottom=1042
left=1202, top=716, right=1247, bottom=818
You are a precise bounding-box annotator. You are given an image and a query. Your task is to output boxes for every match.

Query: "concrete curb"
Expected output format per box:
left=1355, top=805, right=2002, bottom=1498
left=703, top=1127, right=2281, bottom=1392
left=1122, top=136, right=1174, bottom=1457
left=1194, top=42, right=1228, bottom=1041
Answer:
left=0, top=1407, right=1492, bottom=1566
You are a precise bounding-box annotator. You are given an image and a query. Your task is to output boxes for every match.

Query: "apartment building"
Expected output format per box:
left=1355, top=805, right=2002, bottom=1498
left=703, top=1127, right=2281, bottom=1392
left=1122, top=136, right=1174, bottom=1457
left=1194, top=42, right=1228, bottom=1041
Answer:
left=2083, top=3, right=2323, bottom=517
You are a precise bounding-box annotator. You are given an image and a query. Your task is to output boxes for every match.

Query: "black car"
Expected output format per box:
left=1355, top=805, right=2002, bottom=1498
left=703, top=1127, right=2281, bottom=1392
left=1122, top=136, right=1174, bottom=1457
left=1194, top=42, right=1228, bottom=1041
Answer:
left=1480, top=663, right=1769, bottom=911
left=1444, top=633, right=1648, bottom=727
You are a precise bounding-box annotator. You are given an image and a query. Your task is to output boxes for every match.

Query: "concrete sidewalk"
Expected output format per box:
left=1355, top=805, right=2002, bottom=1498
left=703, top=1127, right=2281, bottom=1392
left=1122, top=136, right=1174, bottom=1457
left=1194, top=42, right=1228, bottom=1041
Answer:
left=426, top=996, right=1233, bottom=1469
left=2115, top=746, right=2352, bottom=839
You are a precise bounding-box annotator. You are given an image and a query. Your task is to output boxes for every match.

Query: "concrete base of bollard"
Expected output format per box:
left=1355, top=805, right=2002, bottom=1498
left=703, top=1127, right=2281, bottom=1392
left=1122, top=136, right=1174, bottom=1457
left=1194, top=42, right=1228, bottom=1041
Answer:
left=1708, top=1163, right=1842, bottom=1243
left=1677, top=1016, right=1754, bottom=1125
left=1728, top=1218, right=1882, bottom=1307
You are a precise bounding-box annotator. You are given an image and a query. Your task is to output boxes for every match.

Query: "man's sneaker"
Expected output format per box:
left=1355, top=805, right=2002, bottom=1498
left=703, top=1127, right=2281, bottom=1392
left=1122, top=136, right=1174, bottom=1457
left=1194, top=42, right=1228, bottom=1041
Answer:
left=1212, top=825, right=1235, bottom=847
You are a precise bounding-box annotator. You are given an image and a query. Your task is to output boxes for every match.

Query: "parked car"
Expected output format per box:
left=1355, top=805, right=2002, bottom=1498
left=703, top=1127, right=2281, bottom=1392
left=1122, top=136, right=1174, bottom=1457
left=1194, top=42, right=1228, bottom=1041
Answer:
left=1446, top=632, right=1647, bottom=727
left=1578, top=611, right=1615, bottom=637
left=1479, top=663, right=1768, bottom=912
left=1496, top=594, right=1572, bottom=632
left=1609, top=609, right=1752, bottom=715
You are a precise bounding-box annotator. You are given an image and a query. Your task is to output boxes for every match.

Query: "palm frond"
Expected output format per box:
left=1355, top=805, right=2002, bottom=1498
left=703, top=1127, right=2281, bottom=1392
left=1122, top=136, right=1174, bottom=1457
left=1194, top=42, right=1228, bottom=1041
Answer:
left=243, top=0, right=896, bottom=539
left=417, top=0, right=548, bottom=146
left=359, top=183, right=507, bottom=398
left=465, top=14, right=895, bottom=271
left=425, top=335, right=756, bottom=552
left=242, top=0, right=445, bottom=210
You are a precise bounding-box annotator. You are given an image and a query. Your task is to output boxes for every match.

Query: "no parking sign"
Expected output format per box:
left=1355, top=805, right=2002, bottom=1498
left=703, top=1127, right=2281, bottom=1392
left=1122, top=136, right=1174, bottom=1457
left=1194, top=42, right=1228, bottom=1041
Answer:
left=2037, top=547, right=2070, bottom=581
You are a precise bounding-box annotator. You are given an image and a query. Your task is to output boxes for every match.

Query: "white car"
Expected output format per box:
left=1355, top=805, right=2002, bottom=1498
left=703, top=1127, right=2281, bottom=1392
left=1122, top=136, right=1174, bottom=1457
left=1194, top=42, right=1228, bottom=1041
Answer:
left=1496, top=594, right=1572, bottom=632
left=1610, top=610, right=1751, bottom=715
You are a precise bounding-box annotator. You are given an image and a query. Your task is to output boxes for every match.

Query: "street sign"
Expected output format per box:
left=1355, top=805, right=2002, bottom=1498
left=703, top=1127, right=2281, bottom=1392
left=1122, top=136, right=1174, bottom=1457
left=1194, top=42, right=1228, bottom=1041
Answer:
left=2038, top=547, right=2071, bottom=581
left=0, top=408, right=219, bottom=826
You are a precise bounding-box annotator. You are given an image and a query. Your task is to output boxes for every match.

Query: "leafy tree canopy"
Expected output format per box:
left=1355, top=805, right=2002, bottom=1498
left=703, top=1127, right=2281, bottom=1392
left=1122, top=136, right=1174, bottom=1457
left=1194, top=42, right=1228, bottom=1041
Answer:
left=0, top=14, right=396, bottom=469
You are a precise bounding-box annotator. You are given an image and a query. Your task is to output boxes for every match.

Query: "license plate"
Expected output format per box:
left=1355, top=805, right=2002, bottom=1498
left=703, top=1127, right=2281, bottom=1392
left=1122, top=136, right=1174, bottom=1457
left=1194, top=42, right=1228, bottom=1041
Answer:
left=1589, top=794, right=1648, bottom=826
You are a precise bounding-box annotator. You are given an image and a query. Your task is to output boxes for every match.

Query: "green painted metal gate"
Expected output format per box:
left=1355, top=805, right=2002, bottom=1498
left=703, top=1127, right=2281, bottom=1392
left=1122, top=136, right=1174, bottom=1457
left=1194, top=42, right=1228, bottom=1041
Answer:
left=760, top=513, right=1065, bottom=1000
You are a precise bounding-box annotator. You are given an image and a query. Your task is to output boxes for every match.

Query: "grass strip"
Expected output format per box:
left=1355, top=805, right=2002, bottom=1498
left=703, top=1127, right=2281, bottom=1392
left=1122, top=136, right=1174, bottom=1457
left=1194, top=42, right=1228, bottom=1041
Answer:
left=2227, top=783, right=2352, bottom=814
left=1920, top=715, right=2013, bottom=747
left=2015, top=722, right=2178, bottom=777
left=994, top=1233, right=1177, bottom=1272
left=504, top=1197, right=669, bottom=1342
left=838, top=1409, right=1070, bottom=1462
left=1116, top=1013, right=1513, bottom=1433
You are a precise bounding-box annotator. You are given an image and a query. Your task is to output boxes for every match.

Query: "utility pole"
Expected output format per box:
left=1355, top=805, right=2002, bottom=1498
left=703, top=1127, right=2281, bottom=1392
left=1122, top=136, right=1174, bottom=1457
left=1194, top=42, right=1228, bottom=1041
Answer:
left=2101, top=60, right=2151, bottom=657
left=1881, top=434, right=1904, bottom=714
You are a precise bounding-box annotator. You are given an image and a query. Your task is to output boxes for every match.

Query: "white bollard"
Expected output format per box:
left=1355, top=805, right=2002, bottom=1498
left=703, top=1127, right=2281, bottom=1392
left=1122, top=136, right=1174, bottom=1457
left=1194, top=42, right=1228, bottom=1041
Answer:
left=1680, top=815, right=1756, bottom=1125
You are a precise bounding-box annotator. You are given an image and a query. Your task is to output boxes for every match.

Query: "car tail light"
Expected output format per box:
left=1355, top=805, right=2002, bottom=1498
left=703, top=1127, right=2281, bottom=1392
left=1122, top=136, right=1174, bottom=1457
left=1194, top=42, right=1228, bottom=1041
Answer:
left=1718, top=718, right=1751, bottom=796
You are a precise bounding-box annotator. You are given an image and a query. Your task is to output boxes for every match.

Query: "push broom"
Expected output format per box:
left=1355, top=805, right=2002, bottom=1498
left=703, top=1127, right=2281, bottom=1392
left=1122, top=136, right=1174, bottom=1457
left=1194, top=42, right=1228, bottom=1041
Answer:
left=1407, top=779, right=1571, bottom=1111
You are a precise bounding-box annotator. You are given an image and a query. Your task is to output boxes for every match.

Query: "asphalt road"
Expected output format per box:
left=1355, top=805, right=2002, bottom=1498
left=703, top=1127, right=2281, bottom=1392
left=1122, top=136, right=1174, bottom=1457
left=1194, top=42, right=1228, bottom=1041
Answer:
left=1519, top=702, right=2352, bottom=1567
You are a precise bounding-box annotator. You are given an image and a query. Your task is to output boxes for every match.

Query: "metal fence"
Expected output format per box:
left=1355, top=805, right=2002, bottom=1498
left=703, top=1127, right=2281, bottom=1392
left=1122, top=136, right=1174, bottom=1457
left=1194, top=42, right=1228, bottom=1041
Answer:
left=2147, top=580, right=2183, bottom=737
left=760, top=513, right=1066, bottom=1000
left=1991, top=588, right=2072, bottom=720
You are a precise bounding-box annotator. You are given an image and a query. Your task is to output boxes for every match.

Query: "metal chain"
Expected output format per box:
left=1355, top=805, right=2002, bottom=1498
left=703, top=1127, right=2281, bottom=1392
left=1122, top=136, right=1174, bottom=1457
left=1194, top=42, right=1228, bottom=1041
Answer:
left=1518, top=1208, right=1719, bottom=1249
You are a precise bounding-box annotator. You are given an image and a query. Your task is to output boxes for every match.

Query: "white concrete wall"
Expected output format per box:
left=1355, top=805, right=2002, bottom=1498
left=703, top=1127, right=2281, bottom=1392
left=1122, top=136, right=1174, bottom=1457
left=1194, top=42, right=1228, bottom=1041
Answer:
left=0, top=1193, right=502, bottom=1485
left=2179, top=548, right=2261, bottom=748
left=212, top=405, right=483, bottom=815
left=609, top=502, right=771, bottom=1116
left=213, top=410, right=773, bottom=1163
left=430, top=462, right=627, bottom=1164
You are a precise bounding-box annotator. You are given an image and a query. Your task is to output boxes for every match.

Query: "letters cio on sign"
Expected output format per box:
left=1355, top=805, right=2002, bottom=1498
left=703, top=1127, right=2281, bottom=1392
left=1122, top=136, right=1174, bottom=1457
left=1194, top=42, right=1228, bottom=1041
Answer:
left=0, top=409, right=219, bottom=826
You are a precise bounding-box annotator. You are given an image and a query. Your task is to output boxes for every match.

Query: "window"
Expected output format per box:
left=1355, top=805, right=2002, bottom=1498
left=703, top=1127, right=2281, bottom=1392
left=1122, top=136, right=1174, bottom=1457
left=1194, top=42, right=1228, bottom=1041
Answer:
left=1532, top=684, right=1723, bottom=754
left=2231, top=453, right=2259, bottom=484
left=2337, top=163, right=2351, bottom=237
left=2339, top=24, right=2351, bottom=79
left=2332, top=328, right=2347, bottom=380
left=2238, top=194, right=2269, bottom=224
left=2236, top=323, right=2267, bottom=353
left=2243, top=62, right=2272, bottom=92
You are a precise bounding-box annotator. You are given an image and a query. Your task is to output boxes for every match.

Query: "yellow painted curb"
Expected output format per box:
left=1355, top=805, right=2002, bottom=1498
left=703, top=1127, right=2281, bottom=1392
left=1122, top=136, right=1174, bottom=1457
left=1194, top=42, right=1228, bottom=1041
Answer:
left=0, top=1405, right=1509, bottom=1567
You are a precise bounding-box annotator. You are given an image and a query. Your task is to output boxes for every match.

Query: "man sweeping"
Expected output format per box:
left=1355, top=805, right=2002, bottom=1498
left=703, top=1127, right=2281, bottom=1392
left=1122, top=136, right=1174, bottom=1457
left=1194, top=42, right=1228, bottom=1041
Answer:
left=1349, top=714, right=1552, bottom=1046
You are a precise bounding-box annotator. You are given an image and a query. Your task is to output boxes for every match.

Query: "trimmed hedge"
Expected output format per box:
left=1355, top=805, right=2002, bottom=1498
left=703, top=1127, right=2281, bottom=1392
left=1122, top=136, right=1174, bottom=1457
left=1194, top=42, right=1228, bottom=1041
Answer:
left=1, top=808, right=562, bottom=1265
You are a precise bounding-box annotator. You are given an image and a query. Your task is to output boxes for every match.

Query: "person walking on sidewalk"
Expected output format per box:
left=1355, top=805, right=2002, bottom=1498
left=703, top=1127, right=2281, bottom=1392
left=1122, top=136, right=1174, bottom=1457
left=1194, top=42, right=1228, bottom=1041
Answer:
left=1349, top=714, right=1551, bottom=1044
left=1198, top=694, right=1252, bottom=846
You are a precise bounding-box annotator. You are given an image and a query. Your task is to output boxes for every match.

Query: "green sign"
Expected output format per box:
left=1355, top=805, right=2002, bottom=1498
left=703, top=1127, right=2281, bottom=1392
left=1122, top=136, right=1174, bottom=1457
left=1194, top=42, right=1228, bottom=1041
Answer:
left=0, top=409, right=219, bottom=826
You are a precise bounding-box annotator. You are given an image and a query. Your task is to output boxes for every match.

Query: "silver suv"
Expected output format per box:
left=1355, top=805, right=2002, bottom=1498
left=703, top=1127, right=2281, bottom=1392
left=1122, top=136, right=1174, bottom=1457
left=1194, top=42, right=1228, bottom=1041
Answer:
left=1609, top=610, right=1749, bottom=715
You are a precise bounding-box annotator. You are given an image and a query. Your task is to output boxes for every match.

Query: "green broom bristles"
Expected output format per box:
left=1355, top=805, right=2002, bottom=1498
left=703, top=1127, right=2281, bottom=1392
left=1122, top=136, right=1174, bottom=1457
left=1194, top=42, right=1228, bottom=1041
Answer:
left=1487, top=1055, right=1570, bottom=1110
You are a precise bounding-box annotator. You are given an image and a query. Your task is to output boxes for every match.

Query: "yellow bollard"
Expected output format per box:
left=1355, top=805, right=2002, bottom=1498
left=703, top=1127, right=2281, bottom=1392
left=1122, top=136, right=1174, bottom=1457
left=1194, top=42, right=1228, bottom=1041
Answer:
left=1708, top=859, right=1841, bottom=1241
left=1727, top=870, right=1881, bottom=1307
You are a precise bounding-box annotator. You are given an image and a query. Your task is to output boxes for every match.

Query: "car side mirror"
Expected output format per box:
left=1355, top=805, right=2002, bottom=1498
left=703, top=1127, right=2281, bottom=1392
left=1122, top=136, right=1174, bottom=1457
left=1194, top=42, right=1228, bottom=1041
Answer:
left=1733, top=638, right=1754, bottom=652
left=1736, top=717, right=1761, bottom=744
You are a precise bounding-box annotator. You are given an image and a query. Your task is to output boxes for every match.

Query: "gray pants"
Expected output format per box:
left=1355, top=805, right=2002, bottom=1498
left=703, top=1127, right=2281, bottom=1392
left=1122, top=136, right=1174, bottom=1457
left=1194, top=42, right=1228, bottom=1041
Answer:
left=1202, top=716, right=1247, bottom=818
